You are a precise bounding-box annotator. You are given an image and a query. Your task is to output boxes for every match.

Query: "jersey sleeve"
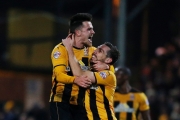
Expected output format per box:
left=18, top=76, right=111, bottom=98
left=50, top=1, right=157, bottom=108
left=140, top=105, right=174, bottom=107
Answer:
left=93, top=70, right=116, bottom=87
left=109, top=65, right=115, bottom=73
left=51, top=44, right=67, bottom=67
left=139, top=93, right=150, bottom=111
left=51, top=43, right=75, bottom=84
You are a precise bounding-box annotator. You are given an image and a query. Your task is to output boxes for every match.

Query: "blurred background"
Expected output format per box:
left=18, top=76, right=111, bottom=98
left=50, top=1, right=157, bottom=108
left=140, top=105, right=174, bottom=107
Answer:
left=0, top=0, right=180, bottom=120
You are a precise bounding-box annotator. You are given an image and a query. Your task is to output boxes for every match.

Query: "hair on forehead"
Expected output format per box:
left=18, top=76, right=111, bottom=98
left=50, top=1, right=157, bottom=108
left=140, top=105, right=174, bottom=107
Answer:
left=69, top=13, right=92, bottom=33
left=104, top=42, right=120, bottom=65
left=69, top=13, right=92, bottom=26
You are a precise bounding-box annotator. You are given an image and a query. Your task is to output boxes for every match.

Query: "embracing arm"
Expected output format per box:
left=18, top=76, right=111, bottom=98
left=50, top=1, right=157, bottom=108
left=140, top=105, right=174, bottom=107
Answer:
left=51, top=44, right=75, bottom=84
left=52, top=43, right=91, bottom=87
left=62, top=35, right=96, bottom=83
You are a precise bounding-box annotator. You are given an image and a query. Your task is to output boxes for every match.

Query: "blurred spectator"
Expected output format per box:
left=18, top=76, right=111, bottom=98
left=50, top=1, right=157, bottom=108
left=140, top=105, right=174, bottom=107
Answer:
left=3, top=100, right=19, bottom=120
left=140, top=41, right=180, bottom=120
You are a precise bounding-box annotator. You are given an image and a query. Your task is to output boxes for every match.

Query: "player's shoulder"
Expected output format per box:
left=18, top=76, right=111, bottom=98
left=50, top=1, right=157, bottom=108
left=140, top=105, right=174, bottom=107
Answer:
left=130, top=87, right=143, bottom=93
left=51, top=42, right=67, bottom=56
left=98, top=70, right=115, bottom=75
left=52, top=42, right=66, bottom=51
left=96, top=70, right=115, bottom=79
left=130, top=88, right=147, bottom=97
left=88, top=46, right=96, bottom=50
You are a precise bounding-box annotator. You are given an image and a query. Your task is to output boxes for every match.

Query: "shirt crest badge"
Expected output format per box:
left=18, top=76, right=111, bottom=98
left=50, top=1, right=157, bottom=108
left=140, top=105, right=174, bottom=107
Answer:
left=99, top=72, right=107, bottom=79
left=53, top=51, right=61, bottom=59
left=84, top=47, right=89, bottom=56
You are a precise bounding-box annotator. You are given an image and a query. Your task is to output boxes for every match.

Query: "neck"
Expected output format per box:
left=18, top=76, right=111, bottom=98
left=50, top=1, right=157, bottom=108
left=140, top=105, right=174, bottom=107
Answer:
left=73, top=37, right=84, bottom=49
left=118, top=82, right=131, bottom=94
left=90, top=62, right=97, bottom=72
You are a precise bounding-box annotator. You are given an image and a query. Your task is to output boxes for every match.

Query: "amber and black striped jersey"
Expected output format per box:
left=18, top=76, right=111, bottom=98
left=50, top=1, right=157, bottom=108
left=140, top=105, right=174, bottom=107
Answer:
left=85, top=70, right=117, bottom=120
left=49, top=42, right=96, bottom=105
left=113, top=88, right=150, bottom=120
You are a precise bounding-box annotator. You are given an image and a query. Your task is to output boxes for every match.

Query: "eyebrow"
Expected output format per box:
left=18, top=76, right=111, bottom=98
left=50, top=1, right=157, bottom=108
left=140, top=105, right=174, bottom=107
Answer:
left=98, top=47, right=105, bottom=54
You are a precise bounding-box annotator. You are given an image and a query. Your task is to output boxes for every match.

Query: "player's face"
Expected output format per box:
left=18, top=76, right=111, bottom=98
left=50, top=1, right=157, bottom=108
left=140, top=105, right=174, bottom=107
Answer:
left=115, top=71, right=126, bottom=86
left=79, top=21, right=95, bottom=47
left=91, top=44, right=110, bottom=63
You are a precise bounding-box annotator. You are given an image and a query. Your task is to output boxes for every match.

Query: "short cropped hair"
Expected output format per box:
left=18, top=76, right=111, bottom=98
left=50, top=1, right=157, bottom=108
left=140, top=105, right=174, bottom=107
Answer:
left=69, top=13, right=92, bottom=33
left=115, top=66, right=131, bottom=77
left=104, top=42, right=120, bottom=65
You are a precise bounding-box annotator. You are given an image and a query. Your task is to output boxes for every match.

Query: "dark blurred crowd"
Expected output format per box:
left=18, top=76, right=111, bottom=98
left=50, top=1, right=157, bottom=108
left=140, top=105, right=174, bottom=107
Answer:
left=140, top=39, right=180, bottom=120
left=0, top=101, right=49, bottom=120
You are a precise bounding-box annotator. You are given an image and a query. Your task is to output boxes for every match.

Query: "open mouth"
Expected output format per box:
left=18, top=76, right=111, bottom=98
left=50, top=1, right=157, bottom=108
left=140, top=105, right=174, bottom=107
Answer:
left=91, top=54, right=96, bottom=61
left=88, top=36, right=92, bottom=43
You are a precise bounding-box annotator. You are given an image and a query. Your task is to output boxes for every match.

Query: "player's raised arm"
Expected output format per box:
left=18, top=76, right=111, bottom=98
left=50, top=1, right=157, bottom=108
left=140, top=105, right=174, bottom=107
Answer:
left=62, top=34, right=96, bottom=83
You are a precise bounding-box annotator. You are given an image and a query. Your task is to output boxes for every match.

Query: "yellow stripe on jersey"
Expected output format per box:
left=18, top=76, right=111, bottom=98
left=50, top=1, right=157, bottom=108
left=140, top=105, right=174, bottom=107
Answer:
left=79, top=60, right=85, bottom=66
left=85, top=70, right=117, bottom=120
left=114, top=88, right=150, bottom=120
left=49, top=42, right=96, bottom=105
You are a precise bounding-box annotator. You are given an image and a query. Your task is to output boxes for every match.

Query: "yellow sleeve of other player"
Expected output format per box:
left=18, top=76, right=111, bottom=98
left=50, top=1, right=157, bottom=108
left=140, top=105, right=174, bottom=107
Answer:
left=51, top=43, right=75, bottom=84
left=94, top=70, right=116, bottom=87
left=109, top=65, right=115, bottom=73
left=139, top=93, right=150, bottom=111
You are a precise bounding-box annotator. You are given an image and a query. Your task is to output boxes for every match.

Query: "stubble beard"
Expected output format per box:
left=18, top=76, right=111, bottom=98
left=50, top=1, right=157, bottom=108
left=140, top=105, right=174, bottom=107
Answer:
left=84, top=41, right=92, bottom=47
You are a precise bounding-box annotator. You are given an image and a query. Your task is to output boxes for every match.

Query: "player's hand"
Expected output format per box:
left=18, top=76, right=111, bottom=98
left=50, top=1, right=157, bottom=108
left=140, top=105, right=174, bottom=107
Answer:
left=74, top=75, right=92, bottom=88
left=62, top=34, right=75, bottom=50
left=92, top=61, right=109, bottom=71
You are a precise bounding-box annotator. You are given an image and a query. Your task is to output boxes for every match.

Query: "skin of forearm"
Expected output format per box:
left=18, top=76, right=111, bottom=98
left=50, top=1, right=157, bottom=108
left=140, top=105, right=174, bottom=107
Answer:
left=67, top=47, right=84, bottom=76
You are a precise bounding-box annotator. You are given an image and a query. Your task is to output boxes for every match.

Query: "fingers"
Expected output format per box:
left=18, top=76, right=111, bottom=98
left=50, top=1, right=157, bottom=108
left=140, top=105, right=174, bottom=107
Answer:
left=72, top=34, right=75, bottom=40
left=93, top=60, right=99, bottom=63
left=74, top=76, right=92, bottom=88
left=81, top=79, right=92, bottom=88
left=92, top=64, right=99, bottom=71
left=66, top=33, right=72, bottom=39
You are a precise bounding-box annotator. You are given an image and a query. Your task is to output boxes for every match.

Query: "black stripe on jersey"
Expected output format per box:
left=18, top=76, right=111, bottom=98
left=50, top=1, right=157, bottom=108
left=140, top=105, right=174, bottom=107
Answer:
left=53, top=64, right=66, bottom=68
left=114, top=101, right=120, bottom=120
left=90, top=89, right=100, bottom=120
left=50, top=78, right=58, bottom=102
left=82, top=57, right=89, bottom=66
left=136, top=108, right=140, bottom=119
left=77, top=87, right=86, bottom=105
left=62, top=68, right=73, bottom=102
left=127, top=101, right=133, bottom=120
left=77, top=57, right=89, bottom=105
left=100, top=85, right=113, bottom=120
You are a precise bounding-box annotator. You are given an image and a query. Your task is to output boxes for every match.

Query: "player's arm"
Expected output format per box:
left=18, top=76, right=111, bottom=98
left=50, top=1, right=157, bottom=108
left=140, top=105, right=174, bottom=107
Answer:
left=139, top=93, right=151, bottom=120
left=52, top=45, right=74, bottom=84
left=141, top=110, right=151, bottom=120
left=52, top=44, right=91, bottom=87
left=92, top=61, right=115, bottom=73
left=94, top=71, right=116, bottom=86
left=62, top=36, right=96, bottom=84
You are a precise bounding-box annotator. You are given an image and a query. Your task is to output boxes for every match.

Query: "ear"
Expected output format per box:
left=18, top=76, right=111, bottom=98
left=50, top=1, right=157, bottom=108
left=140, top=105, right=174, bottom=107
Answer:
left=105, top=58, right=112, bottom=64
left=75, top=29, right=81, bottom=36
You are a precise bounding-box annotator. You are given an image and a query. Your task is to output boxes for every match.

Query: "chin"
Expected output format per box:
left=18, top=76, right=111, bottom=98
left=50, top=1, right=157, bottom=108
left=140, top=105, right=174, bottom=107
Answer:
left=84, top=42, right=92, bottom=47
left=85, top=44, right=92, bottom=47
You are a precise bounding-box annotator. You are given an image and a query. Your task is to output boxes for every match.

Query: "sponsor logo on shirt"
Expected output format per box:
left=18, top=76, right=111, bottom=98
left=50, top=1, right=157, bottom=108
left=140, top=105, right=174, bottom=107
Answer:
left=114, top=103, right=134, bottom=113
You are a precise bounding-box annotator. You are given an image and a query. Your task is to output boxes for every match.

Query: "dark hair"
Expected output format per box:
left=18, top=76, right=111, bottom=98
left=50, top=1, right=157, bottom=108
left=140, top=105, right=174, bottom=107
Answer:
left=115, top=66, right=131, bottom=77
left=69, top=13, right=92, bottom=33
left=104, top=42, right=120, bottom=65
